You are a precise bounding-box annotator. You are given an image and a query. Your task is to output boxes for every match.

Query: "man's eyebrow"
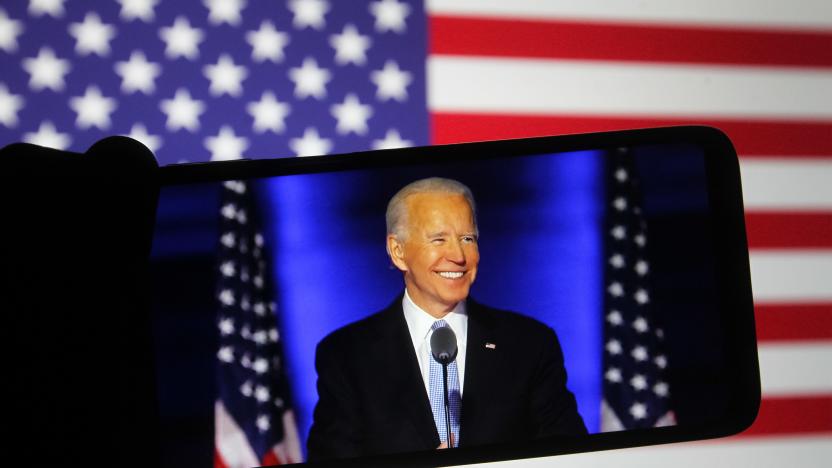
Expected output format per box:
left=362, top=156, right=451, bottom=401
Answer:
left=426, top=231, right=449, bottom=238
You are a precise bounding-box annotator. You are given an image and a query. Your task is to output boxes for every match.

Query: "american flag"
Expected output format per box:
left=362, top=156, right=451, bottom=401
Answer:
left=600, top=147, right=675, bottom=431
left=0, top=0, right=427, bottom=163
left=1, top=0, right=829, bottom=466
left=215, top=179, right=302, bottom=467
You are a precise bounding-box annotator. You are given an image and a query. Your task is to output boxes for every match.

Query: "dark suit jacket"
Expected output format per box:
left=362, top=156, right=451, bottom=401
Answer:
left=306, top=296, right=587, bottom=462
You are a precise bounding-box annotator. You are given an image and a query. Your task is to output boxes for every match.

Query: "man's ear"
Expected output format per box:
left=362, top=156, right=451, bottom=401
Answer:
left=387, top=234, right=408, bottom=272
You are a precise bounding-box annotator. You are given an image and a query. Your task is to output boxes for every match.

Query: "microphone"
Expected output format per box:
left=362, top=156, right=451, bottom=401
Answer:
left=430, top=325, right=458, bottom=447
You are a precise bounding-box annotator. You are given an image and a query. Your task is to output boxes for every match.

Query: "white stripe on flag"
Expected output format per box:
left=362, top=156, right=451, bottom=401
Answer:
left=749, top=251, right=832, bottom=302
left=427, top=56, right=832, bottom=119
left=740, top=159, right=832, bottom=210
left=215, top=400, right=260, bottom=468
left=426, top=0, right=832, bottom=30
left=758, top=342, right=832, bottom=395
left=463, top=436, right=832, bottom=468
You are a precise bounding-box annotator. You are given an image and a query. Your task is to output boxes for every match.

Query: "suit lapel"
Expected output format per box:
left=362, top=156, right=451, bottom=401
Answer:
left=375, top=298, right=440, bottom=449
left=459, top=299, right=498, bottom=446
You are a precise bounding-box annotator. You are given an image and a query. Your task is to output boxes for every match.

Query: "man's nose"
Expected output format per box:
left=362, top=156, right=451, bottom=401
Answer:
left=445, top=239, right=466, bottom=264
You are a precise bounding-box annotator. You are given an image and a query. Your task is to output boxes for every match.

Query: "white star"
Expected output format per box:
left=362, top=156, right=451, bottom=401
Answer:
left=611, top=225, right=626, bottom=240
left=632, top=345, right=648, bottom=362
left=240, top=326, right=251, bottom=340
left=204, top=0, right=245, bottom=26
left=255, top=385, right=270, bottom=403
left=370, top=60, right=412, bottom=101
left=634, top=288, right=650, bottom=304
left=273, top=397, right=284, bottom=408
left=0, top=84, right=24, bottom=128
left=221, top=203, right=237, bottom=219
left=268, top=328, right=279, bottom=342
left=606, top=310, right=623, bottom=326
left=256, top=414, right=270, bottom=432
left=254, top=233, right=263, bottom=247
left=605, top=367, right=622, bottom=383
left=241, top=354, right=252, bottom=368
left=635, top=259, right=649, bottom=276
left=205, top=126, right=249, bottom=161
left=252, top=330, right=267, bottom=345
left=159, top=16, right=204, bottom=60
left=247, top=91, right=290, bottom=133
left=654, top=354, right=667, bottom=369
left=217, top=346, right=234, bottom=363
left=218, top=289, right=235, bottom=306
left=331, top=93, right=372, bottom=135
left=607, top=281, right=623, bottom=297
left=634, top=233, right=646, bottom=247
left=605, top=339, right=622, bottom=355
left=288, top=57, right=331, bottom=100
left=369, top=0, right=410, bottom=33
left=372, top=129, right=412, bottom=150
left=68, top=13, right=116, bottom=57
left=160, top=88, right=205, bottom=132
left=630, top=374, right=648, bottom=391
left=632, top=316, right=649, bottom=333
left=220, top=232, right=236, bottom=248
left=22, top=47, right=71, bottom=92
left=290, top=127, right=332, bottom=157
left=252, top=357, right=268, bottom=374
left=656, top=328, right=665, bottom=340
left=615, top=168, right=628, bottom=182
left=69, top=86, right=117, bottom=130
left=23, top=121, right=71, bottom=150
left=236, top=209, right=248, bottom=225
left=609, top=253, right=625, bottom=268
left=654, top=381, right=669, bottom=397
left=613, top=196, right=628, bottom=211
left=329, top=24, right=371, bottom=66
left=253, top=302, right=266, bottom=316
left=224, top=180, right=246, bottom=194
left=218, top=317, right=234, bottom=335
left=125, top=123, right=162, bottom=154
left=630, top=402, right=648, bottom=420
left=289, top=0, right=329, bottom=30
left=240, top=380, right=253, bottom=397
left=240, top=294, right=250, bottom=310
left=246, top=21, right=289, bottom=63
left=117, top=0, right=158, bottom=22
left=220, top=261, right=236, bottom=277
left=28, top=0, right=65, bottom=18
left=0, top=9, right=24, bottom=53
left=115, top=51, right=161, bottom=94
left=203, top=54, right=247, bottom=97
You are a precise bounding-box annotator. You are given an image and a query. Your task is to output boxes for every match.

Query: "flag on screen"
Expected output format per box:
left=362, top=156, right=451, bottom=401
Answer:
left=215, top=180, right=302, bottom=467
left=600, top=147, right=675, bottom=431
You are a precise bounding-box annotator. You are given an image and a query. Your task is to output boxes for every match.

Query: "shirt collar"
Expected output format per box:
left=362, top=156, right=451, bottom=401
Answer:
left=402, top=289, right=467, bottom=344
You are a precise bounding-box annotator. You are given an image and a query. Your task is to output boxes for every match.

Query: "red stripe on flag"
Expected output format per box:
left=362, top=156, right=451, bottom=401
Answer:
left=430, top=15, right=832, bottom=68
left=746, top=213, right=832, bottom=249
left=755, top=303, right=832, bottom=341
left=214, top=449, right=229, bottom=468
left=740, top=396, right=832, bottom=436
left=430, top=112, right=832, bottom=157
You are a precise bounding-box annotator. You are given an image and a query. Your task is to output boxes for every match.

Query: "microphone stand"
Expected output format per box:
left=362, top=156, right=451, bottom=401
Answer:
left=442, top=363, right=452, bottom=447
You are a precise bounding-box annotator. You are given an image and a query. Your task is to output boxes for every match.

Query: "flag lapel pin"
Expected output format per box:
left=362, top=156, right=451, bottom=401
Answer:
left=485, top=342, right=496, bottom=349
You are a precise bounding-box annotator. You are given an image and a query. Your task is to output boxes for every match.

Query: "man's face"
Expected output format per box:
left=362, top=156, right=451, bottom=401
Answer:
left=388, top=192, right=479, bottom=317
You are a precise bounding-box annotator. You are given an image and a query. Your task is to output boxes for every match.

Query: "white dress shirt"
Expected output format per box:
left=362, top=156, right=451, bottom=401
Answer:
left=402, top=289, right=468, bottom=397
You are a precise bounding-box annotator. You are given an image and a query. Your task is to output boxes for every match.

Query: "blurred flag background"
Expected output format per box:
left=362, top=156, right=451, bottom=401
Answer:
left=1, top=0, right=829, bottom=466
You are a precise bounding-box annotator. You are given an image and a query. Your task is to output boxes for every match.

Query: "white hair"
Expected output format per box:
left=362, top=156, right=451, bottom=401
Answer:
left=385, top=177, right=478, bottom=240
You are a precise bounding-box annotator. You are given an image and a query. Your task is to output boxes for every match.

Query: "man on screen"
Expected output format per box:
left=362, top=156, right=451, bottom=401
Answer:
left=307, top=177, right=586, bottom=461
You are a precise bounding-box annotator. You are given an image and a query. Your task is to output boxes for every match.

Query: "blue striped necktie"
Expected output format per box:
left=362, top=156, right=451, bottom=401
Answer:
left=428, top=320, right=461, bottom=447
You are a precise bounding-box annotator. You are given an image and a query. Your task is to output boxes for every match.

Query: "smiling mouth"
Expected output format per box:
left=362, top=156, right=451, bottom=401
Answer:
left=437, top=271, right=464, bottom=279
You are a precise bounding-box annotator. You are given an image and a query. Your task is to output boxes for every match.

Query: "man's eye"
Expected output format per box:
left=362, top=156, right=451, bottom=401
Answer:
left=461, top=236, right=476, bottom=243
left=431, top=238, right=445, bottom=244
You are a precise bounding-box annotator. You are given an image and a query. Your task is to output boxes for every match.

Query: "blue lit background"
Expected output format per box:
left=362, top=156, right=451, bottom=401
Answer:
left=260, top=150, right=605, bottom=444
